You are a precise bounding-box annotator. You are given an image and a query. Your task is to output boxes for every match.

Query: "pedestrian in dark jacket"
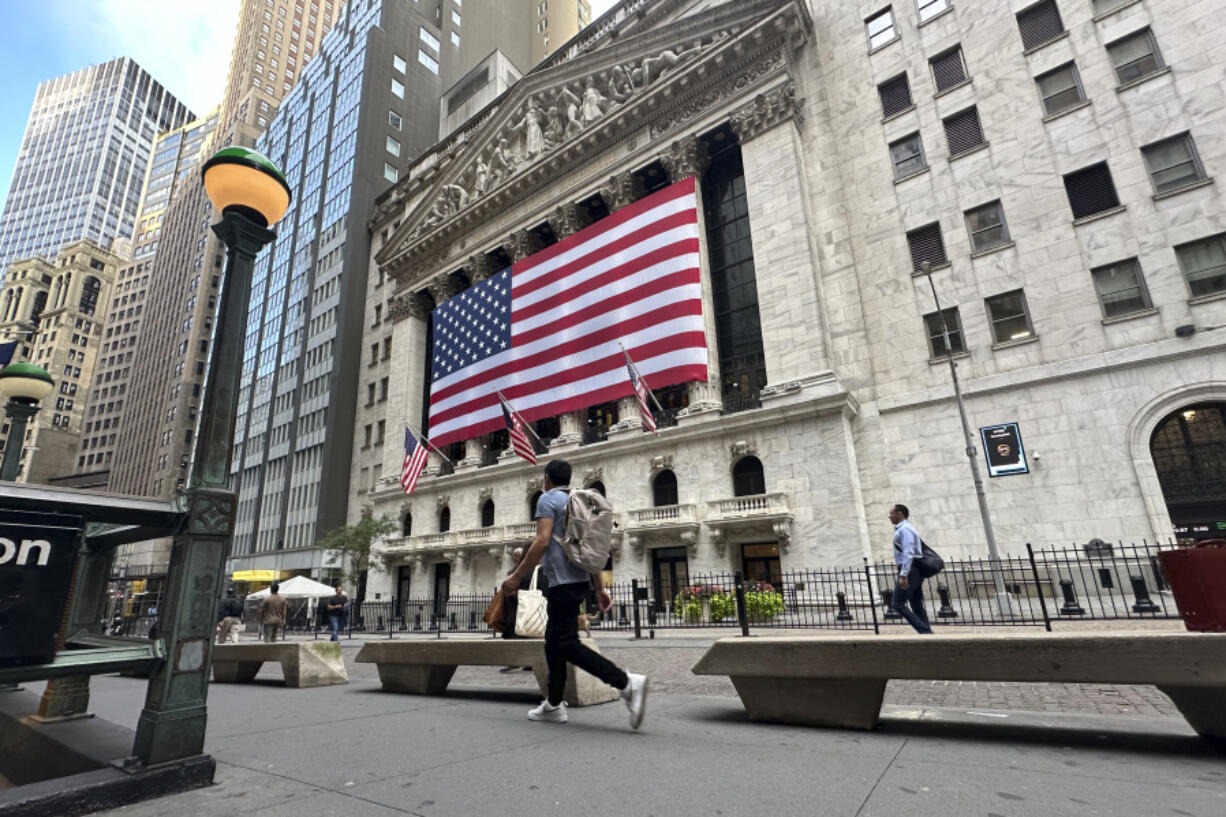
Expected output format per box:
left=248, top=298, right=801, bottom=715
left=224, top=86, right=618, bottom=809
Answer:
left=216, top=586, right=244, bottom=644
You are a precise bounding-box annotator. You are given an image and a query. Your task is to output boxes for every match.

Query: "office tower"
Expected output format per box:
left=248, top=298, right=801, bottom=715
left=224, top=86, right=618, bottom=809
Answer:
left=0, top=58, right=193, bottom=279
left=225, top=0, right=544, bottom=584
left=530, top=0, right=591, bottom=64
left=0, top=240, right=122, bottom=482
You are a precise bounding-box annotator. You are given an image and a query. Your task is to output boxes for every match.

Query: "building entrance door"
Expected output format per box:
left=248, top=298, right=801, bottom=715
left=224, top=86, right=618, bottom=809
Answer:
left=432, top=563, right=450, bottom=624
left=742, top=543, right=782, bottom=588
left=1150, top=402, right=1226, bottom=543
left=396, top=565, right=412, bottom=619
left=651, top=546, right=689, bottom=613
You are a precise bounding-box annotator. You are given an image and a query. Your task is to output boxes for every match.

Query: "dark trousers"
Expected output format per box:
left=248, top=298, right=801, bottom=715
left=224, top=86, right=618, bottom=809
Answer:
left=891, top=576, right=933, bottom=634
left=545, top=582, right=627, bottom=705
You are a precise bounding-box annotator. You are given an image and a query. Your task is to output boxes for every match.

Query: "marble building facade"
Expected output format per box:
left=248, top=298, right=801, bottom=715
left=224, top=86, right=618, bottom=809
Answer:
left=353, top=0, right=1226, bottom=602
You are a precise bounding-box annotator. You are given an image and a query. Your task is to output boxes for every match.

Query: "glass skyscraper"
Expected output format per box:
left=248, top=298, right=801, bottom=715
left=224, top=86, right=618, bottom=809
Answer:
left=0, top=58, right=193, bottom=278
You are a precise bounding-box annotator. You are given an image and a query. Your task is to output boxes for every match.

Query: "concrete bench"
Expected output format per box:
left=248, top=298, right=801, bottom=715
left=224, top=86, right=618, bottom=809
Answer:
left=691, top=632, right=1226, bottom=739
left=355, top=638, right=620, bottom=707
left=211, top=642, right=348, bottom=688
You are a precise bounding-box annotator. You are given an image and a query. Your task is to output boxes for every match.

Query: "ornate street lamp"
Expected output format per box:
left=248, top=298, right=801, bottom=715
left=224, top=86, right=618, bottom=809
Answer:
left=133, top=147, right=289, bottom=765
left=0, top=361, right=54, bottom=481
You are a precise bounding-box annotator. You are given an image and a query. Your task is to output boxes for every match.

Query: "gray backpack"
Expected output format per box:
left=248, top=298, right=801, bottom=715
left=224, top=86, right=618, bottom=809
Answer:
left=562, top=489, right=615, bottom=574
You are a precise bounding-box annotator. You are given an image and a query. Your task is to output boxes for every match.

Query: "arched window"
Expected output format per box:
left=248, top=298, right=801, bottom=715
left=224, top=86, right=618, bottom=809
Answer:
left=438, top=506, right=450, bottom=533
left=588, top=481, right=606, bottom=497
left=732, top=456, right=765, bottom=497
left=528, top=490, right=542, bottom=520
left=481, top=498, right=495, bottom=528
left=30, top=290, right=47, bottom=325
left=1151, top=403, right=1226, bottom=542
left=401, top=511, right=412, bottom=537
left=78, top=276, right=101, bottom=316
left=652, top=470, right=678, bottom=507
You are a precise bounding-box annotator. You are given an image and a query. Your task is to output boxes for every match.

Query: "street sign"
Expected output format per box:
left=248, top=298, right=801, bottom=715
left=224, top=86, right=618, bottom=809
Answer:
left=0, top=509, right=83, bottom=667
left=980, top=422, right=1029, bottom=478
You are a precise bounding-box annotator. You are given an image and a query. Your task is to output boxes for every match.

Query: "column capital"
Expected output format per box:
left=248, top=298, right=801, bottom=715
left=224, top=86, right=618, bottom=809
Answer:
left=466, top=252, right=499, bottom=283
left=504, top=229, right=541, bottom=263
left=600, top=171, right=642, bottom=213
left=387, top=290, right=432, bottom=322
left=547, top=202, right=586, bottom=240
left=658, top=137, right=709, bottom=182
left=729, top=81, right=803, bottom=144
left=427, top=274, right=462, bottom=305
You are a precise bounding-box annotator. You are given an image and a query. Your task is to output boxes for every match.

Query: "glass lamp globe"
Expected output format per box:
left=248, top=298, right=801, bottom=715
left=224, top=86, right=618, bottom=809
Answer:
left=201, top=146, right=292, bottom=228
left=0, top=362, right=54, bottom=403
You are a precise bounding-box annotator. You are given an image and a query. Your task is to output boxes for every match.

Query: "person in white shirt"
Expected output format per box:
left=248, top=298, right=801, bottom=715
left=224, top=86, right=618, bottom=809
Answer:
left=889, top=504, right=932, bottom=634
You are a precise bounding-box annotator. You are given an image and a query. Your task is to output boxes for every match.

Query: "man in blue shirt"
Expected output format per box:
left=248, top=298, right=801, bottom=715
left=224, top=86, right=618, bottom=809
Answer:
left=501, top=459, right=648, bottom=728
left=890, top=503, right=932, bottom=634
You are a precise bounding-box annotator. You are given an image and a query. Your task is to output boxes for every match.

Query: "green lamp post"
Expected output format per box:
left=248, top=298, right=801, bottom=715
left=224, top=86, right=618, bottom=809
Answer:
left=0, top=362, right=54, bottom=481
left=132, top=147, right=289, bottom=766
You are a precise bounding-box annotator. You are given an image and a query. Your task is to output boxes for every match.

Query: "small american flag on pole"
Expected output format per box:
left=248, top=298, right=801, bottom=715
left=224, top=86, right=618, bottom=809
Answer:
left=623, top=348, right=657, bottom=435
left=401, top=426, right=429, bottom=495
left=500, top=396, right=537, bottom=464
left=427, top=177, right=707, bottom=445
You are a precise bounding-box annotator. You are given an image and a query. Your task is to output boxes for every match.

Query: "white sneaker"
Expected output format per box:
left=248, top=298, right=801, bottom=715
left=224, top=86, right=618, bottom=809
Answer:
left=622, top=673, right=648, bottom=730
left=527, top=700, right=568, bottom=723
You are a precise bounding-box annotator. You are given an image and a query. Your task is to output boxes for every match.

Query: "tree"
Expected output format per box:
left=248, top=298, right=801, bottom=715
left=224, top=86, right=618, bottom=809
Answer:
left=318, top=508, right=397, bottom=595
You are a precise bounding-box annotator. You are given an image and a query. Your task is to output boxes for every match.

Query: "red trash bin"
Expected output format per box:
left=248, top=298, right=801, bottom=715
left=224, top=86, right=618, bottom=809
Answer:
left=1158, top=539, right=1226, bottom=632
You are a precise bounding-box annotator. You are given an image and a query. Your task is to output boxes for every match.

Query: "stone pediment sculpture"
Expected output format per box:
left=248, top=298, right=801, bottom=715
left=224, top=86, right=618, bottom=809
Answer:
left=376, top=0, right=810, bottom=280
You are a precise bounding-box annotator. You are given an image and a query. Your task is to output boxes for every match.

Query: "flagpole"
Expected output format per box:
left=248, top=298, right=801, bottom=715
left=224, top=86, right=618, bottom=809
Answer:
left=404, top=420, right=453, bottom=463
left=496, top=390, right=546, bottom=445
left=619, top=342, right=669, bottom=414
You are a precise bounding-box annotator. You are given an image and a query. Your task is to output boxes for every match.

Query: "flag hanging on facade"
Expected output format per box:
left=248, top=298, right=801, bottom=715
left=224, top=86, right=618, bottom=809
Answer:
left=427, top=176, right=707, bottom=446
left=500, top=397, right=537, bottom=465
left=401, top=426, right=429, bottom=495
left=623, top=348, right=658, bottom=436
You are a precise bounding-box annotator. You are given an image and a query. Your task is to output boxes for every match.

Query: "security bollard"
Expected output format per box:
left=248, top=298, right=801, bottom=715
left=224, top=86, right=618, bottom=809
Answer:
left=835, top=591, right=854, bottom=621
left=1130, top=575, right=1160, bottom=614
left=881, top=589, right=900, bottom=619
left=1058, top=578, right=1085, bottom=615
left=469, top=611, right=478, bottom=630
left=937, top=584, right=958, bottom=618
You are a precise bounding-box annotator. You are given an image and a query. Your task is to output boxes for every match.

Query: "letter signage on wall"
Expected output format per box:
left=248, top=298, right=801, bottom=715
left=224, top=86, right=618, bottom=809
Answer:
left=980, top=422, right=1029, bottom=478
left=0, top=510, right=82, bottom=668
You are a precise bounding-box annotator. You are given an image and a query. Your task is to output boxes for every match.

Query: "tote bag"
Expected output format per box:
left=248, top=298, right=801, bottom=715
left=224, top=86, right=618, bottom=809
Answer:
left=514, top=566, right=547, bottom=637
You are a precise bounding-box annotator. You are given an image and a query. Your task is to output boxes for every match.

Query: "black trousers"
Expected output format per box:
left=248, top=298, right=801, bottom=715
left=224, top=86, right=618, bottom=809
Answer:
left=545, top=582, right=627, bottom=705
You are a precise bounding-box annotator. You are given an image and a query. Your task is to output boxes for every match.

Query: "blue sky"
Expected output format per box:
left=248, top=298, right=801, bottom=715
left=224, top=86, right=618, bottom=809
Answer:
left=0, top=0, right=619, bottom=207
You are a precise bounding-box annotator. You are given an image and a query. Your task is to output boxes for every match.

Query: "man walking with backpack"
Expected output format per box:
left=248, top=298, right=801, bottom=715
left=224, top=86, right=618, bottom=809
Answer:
left=500, top=459, right=648, bottom=728
left=889, top=504, right=933, bottom=634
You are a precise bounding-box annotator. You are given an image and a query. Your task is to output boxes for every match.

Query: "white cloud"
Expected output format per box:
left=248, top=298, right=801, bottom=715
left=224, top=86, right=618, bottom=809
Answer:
left=74, top=0, right=242, bottom=117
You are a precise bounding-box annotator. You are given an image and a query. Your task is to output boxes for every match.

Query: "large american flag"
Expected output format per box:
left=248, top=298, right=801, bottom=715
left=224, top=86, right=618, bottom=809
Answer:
left=401, top=426, right=429, bottom=495
left=427, top=177, right=707, bottom=445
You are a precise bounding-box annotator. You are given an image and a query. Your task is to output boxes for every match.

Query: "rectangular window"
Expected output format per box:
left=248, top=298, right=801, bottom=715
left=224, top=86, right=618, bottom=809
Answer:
left=924, top=307, right=965, bottom=357
left=943, top=107, right=985, bottom=155
left=1108, top=29, right=1164, bottom=85
left=1017, top=1, right=1065, bottom=51
left=383, top=163, right=398, bottom=183
left=985, top=290, right=1034, bottom=343
left=386, top=136, right=401, bottom=157
left=1036, top=62, right=1085, bottom=116
left=452, top=9, right=462, bottom=26
left=391, top=78, right=405, bottom=98
left=1175, top=234, right=1226, bottom=298
left=917, top=0, right=950, bottom=22
left=1091, top=259, right=1151, bottom=317
left=1063, top=162, right=1121, bottom=220
left=420, top=27, right=440, bottom=52
left=866, top=8, right=898, bottom=50
left=1142, top=133, right=1206, bottom=194
left=450, top=30, right=460, bottom=47
left=889, top=133, right=927, bottom=180
left=930, top=46, right=967, bottom=93
left=393, top=54, right=407, bottom=73
left=906, top=223, right=948, bottom=270
left=389, top=110, right=402, bottom=129
left=418, top=50, right=439, bottom=74
left=965, top=200, right=1010, bottom=252
left=877, top=73, right=912, bottom=118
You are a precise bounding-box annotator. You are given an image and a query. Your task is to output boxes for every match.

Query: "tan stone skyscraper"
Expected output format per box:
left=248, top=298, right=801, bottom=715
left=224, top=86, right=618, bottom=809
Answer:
left=530, top=0, right=591, bottom=64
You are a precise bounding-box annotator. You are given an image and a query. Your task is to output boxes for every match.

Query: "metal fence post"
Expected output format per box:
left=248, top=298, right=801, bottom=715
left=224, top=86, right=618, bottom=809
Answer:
left=734, top=571, right=750, bottom=637
left=631, top=579, right=642, bottom=640
left=863, top=558, right=880, bottom=635
left=1025, top=543, right=1052, bottom=632
left=388, top=596, right=395, bottom=639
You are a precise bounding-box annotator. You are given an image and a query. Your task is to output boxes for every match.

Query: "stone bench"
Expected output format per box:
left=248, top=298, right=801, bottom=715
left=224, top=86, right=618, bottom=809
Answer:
left=355, top=638, right=620, bottom=707
left=691, top=632, right=1226, bottom=739
left=211, top=642, right=348, bottom=688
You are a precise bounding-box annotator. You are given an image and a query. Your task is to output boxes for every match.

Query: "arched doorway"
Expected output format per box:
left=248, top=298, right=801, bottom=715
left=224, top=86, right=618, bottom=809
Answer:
left=1150, top=402, right=1226, bottom=543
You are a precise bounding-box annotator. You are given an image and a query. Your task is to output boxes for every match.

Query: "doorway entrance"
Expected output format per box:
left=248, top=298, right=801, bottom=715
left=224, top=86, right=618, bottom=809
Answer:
left=741, top=542, right=782, bottom=588
left=396, top=565, right=412, bottom=620
left=1150, top=402, right=1226, bottom=543
left=432, top=563, right=450, bottom=624
left=651, top=546, right=690, bottom=613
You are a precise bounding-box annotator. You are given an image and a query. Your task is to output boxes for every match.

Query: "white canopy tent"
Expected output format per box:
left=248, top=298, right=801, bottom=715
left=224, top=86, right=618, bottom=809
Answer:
left=245, top=575, right=337, bottom=599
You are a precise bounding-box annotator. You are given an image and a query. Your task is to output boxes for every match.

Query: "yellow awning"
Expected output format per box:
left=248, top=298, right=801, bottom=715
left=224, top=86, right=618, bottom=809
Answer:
left=231, top=569, right=283, bottom=582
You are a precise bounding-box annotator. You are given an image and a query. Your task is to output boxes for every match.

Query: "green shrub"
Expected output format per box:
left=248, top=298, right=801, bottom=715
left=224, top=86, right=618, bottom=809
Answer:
left=708, top=592, right=736, bottom=622
left=673, top=594, right=703, bottom=623
left=744, top=588, right=784, bottom=620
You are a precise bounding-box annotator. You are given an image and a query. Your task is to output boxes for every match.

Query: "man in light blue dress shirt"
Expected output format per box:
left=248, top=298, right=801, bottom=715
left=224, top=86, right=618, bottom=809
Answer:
left=890, top=504, right=933, bottom=634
